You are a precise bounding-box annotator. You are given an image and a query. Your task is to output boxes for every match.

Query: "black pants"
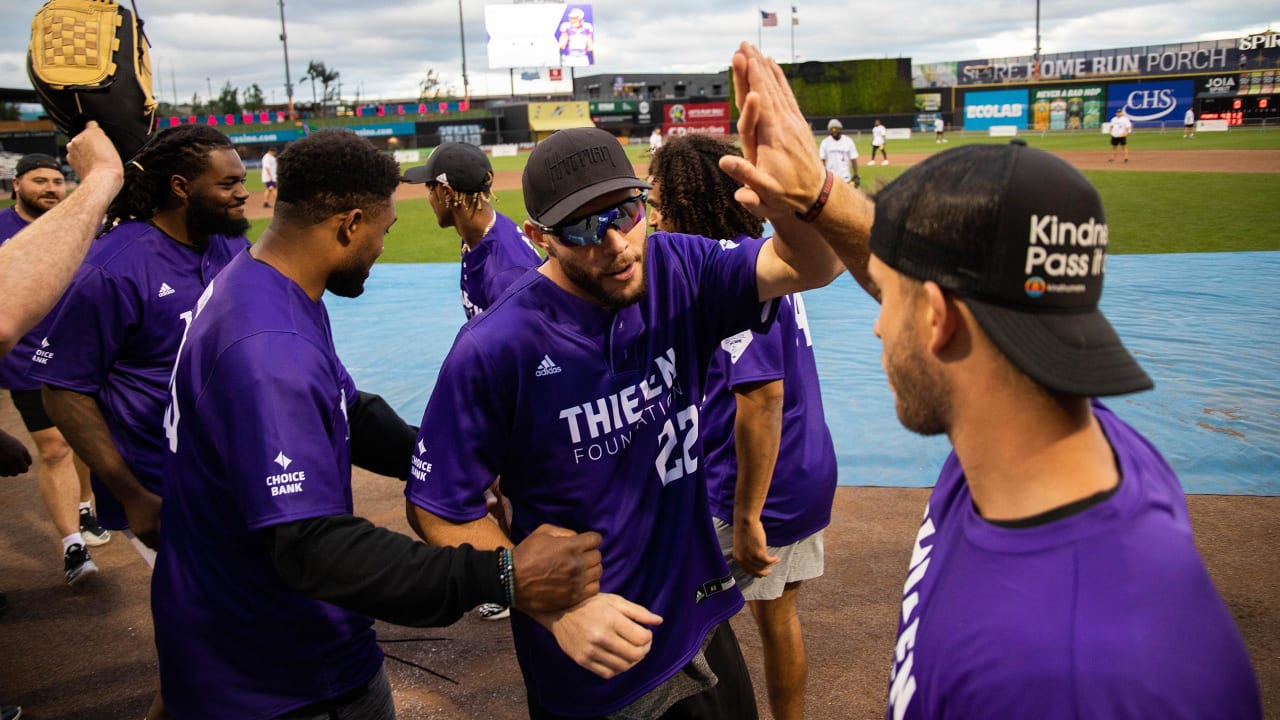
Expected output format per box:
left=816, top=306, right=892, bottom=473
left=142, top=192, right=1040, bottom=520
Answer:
left=528, top=621, right=758, bottom=720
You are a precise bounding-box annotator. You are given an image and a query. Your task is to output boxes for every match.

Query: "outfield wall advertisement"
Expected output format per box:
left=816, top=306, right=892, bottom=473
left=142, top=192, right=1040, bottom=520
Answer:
left=661, top=102, right=730, bottom=136
left=1106, top=80, right=1195, bottom=127
left=962, top=89, right=1028, bottom=130
left=1031, top=86, right=1104, bottom=130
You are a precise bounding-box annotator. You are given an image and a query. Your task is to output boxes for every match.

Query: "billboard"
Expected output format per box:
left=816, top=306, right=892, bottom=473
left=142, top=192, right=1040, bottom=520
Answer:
left=485, top=4, right=595, bottom=69
left=962, top=89, right=1028, bottom=130
left=1030, top=86, right=1104, bottom=131
left=1106, top=81, right=1194, bottom=127
left=661, top=102, right=731, bottom=137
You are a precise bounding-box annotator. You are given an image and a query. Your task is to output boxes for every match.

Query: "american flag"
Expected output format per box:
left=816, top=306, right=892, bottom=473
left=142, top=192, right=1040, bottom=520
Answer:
left=761, top=10, right=778, bottom=26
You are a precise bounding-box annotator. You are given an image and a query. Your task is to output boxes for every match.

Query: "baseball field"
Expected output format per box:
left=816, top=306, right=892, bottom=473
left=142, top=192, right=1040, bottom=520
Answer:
left=1, top=129, right=1277, bottom=718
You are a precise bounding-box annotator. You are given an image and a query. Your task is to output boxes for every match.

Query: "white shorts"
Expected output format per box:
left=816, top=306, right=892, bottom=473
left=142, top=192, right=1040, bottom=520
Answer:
left=713, top=518, right=824, bottom=602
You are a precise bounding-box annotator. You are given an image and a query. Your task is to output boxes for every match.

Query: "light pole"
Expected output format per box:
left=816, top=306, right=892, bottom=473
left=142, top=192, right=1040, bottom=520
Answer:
left=279, top=0, right=296, bottom=118
left=458, top=0, right=470, bottom=104
left=1034, top=0, right=1042, bottom=80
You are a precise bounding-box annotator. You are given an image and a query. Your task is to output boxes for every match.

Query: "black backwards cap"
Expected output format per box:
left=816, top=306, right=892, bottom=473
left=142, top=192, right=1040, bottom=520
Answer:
left=16, top=153, right=60, bottom=177
left=402, top=142, right=493, bottom=193
left=869, top=140, right=1152, bottom=397
left=522, top=127, right=650, bottom=227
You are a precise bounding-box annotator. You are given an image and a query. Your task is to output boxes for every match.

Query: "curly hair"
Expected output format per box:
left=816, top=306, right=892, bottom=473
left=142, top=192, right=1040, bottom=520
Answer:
left=275, top=130, right=401, bottom=225
left=103, top=124, right=234, bottom=231
left=647, top=133, right=763, bottom=240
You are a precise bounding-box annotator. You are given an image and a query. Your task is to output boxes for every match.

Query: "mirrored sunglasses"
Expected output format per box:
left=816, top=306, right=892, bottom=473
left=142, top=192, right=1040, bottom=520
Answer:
left=536, top=193, right=647, bottom=247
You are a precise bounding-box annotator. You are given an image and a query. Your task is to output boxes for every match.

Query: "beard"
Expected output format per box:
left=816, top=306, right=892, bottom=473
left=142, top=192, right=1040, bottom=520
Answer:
left=326, top=259, right=371, bottom=298
left=186, top=201, right=250, bottom=244
left=557, top=250, right=647, bottom=312
left=884, top=331, right=951, bottom=436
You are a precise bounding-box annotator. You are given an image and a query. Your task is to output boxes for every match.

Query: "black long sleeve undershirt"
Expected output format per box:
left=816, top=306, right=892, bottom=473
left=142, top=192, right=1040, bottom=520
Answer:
left=262, top=514, right=504, bottom=627
left=348, top=391, right=417, bottom=479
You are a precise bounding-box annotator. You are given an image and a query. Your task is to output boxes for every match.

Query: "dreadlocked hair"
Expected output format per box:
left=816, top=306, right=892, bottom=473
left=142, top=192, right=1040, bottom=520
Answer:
left=440, top=179, right=494, bottom=214
left=103, top=125, right=235, bottom=232
left=273, top=130, right=401, bottom=225
left=647, top=133, right=763, bottom=240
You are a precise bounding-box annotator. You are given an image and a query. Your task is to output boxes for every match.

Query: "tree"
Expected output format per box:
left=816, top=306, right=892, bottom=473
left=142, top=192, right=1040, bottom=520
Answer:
left=418, top=69, right=458, bottom=103
left=305, top=60, right=340, bottom=117
left=210, top=81, right=241, bottom=115
left=242, top=83, right=266, bottom=112
left=189, top=93, right=205, bottom=116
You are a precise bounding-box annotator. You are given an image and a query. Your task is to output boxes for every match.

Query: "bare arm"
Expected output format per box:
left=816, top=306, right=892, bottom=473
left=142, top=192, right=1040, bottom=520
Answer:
left=43, top=384, right=160, bottom=546
left=408, top=501, right=661, bottom=678
left=731, top=379, right=783, bottom=577
left=719, top=44, right=878, bottom=301
left=0, top=123, right=122, bottom=356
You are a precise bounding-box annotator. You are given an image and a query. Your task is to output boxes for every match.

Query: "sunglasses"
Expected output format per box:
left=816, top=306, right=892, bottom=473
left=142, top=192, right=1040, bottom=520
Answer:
left=534, top=193, right=647, bottom=247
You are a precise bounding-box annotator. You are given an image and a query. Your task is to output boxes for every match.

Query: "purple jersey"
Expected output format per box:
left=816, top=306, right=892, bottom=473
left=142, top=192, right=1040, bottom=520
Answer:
left=407, top=233, right=776, bottom=716
left=460, top=211, right=540, bottom=319
left=153, top=251, right=380, bottom=718
left=28, top=220, right=248, bottom=529
left=886, top=401, right=1261, bottom=720
left=0, top=208, right=46, bottom=391
left=702, top=291, right=838, bottom=546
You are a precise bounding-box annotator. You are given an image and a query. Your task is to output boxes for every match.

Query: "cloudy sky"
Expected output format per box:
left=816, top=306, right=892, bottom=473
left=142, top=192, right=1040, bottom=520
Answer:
left=3, top=0, right=1276, bottom=106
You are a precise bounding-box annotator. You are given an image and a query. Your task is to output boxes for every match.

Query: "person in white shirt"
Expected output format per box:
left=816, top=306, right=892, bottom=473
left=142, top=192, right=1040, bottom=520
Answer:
left=934, top=116, right=947, bottom=143
left=870, top=119, right=888, bottom=165
left=819, top=119, right=859, bottom=188
left=649, top=127, right=663, bottom=155
left=1109, top=109, right=1133, bottom=163
left=261, top=147, right=279, bottom=208
left=1184, top=108, right=1196, bottom=138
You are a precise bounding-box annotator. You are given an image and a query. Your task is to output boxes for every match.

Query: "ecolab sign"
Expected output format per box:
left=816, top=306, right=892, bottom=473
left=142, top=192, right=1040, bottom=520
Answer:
left=963, top=89, right=1029, bottom=130
left=1107, top=81, right=1193, bottom=126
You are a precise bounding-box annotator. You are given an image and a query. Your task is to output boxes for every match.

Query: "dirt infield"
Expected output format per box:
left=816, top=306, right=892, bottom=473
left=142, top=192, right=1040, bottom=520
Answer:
left=240, top=148, right=1279, bottom=222
left=1, top=395, right=1277, bottom=718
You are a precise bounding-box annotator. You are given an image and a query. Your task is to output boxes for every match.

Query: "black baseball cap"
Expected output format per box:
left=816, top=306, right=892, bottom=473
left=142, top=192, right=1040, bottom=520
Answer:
left=16, top=153, right=61, bottom=178
left=523, top=127, right=649, bottom=227
left=869, top=140, right=1152, bottom=397
left=402, top=142, right=492, bottom=193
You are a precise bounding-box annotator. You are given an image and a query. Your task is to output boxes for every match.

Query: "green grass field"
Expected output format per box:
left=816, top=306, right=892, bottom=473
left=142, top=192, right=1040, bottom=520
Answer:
left=11, top=127, right=1277, bottom=259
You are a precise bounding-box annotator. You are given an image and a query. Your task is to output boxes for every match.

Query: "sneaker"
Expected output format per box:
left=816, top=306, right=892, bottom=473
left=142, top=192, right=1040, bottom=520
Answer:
left=79, top=508, right=111, bottom=547
left=1, top=705, right=21, bottom=720
left=64, top=543, right=98, bottom=586
left=476, top=603, right=510, bottom=621
left=881, top=160, right=889, bottom=165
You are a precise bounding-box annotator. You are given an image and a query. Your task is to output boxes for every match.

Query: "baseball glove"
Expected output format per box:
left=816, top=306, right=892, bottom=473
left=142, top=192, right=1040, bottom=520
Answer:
left=27, top=0, right=157, bottom=161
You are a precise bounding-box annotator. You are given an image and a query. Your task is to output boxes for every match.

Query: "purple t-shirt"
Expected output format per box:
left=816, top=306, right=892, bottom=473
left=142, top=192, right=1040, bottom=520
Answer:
left=28, top=220, right=248, bottom=529
left=152, top=251, right=380, bottom=718
left=460, top=211, right=541, bottom=319
left=0, top=208, right=50, bottom=391
left=886, top=401, right=1261, bottom=720
left=702, top=291, right=838, bottom=546
left=407, top=233, right=776, bottom=717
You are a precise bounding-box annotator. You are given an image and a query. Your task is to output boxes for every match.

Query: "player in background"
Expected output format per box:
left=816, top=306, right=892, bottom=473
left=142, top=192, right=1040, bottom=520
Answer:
left=819, top=118, right=860, bottom=188
left=152, top=128, right=603, bottom=718
left=558, top=7, right=595, bottom=66
left=649, top=127, right=664, bottom=155
left=403, top=142, right=541, bottom=321
left=261, top=147, right=279, bottom=208
left=403, top=141, right=542, bottom=620
left=870, top=119, right=889, bottom=165
left=407, top=42, right=874, bottom=719
left=649, top=132, right=840, bottom=720
left=840, top=141, right=1259, bottom=719
left=35, top=124, right=251, bottom=562
left=1109, top=108, right=1133, bottom=162
left=0, top=154, right=109, bottom=586
left=934, top=116, right=947, bottom=143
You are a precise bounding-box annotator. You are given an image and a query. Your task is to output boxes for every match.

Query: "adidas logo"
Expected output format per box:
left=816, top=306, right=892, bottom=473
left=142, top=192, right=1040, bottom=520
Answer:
left=158, top=282, right=176, bottom=298
left=534, top=354, right=562, bottom=377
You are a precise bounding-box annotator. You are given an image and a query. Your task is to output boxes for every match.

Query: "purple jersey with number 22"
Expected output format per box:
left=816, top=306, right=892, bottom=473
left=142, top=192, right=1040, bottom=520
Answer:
left=408, top=232, right=775, bottom=717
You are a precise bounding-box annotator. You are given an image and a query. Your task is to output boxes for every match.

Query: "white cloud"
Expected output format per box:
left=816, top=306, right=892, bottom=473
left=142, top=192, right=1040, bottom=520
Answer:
left=3, top=0, right=1276, bottom=104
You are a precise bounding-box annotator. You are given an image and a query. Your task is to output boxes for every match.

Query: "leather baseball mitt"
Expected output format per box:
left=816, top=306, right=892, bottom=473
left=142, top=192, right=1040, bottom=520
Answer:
left=27, top=0, right=157, bottom=160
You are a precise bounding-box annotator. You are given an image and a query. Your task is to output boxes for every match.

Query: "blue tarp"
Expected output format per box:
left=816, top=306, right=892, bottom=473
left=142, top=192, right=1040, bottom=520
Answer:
left=329, top=252, right=1280, bottom=496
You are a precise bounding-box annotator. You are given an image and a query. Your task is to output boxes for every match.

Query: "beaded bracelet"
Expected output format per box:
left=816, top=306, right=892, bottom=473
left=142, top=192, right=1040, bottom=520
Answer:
left=498, top=547, right=516, bottom=608
left=795, top=170, right=835, bottom=222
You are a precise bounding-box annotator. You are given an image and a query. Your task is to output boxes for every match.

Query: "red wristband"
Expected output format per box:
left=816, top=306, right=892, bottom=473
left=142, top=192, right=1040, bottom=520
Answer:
left=796, top=170, right=834, bottom=222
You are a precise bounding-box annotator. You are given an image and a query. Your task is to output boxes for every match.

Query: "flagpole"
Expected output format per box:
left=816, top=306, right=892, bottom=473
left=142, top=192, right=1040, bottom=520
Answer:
left=790, top=6, right=796, bottom=63
left=757, top=7, right=762, bottom=50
